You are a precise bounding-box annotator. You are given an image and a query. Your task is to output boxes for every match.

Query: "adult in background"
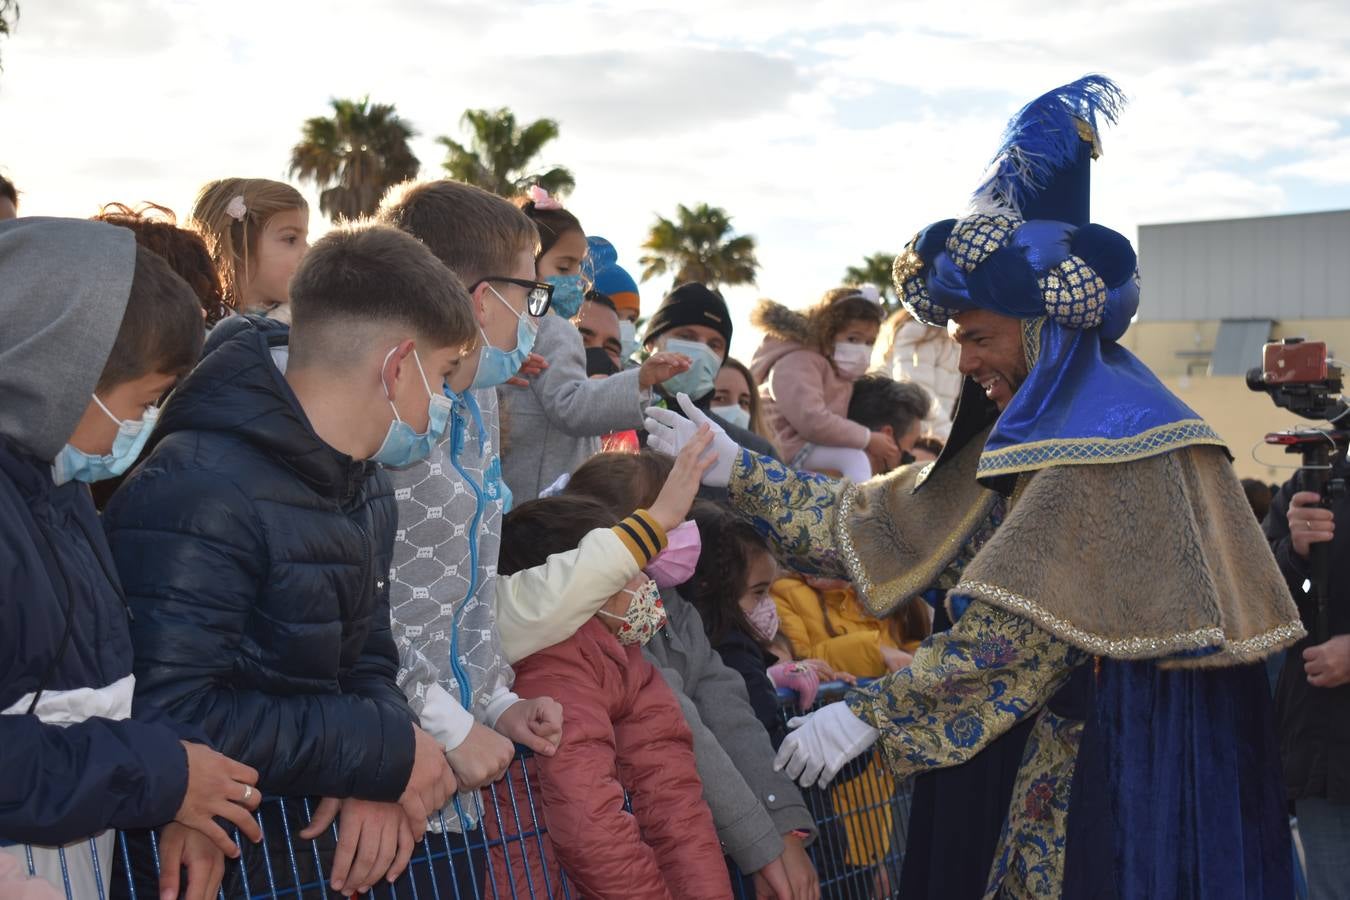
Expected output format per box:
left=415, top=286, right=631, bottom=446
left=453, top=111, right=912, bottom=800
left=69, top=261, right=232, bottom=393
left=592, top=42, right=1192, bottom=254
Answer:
left=643, top=283, right=778, bottom=461
left=713, top=357, right=780, bottom=456
left=870, top=306, right=962, bottom=441
left=1267, top=452, right=1350, bottom=900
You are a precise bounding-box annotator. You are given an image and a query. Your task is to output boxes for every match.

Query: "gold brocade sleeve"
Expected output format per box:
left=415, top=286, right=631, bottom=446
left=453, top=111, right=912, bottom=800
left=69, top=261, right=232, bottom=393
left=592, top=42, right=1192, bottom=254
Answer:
left=845, top=602, right=1087, bottom=777
left=727, top=447, right=852, bottom=579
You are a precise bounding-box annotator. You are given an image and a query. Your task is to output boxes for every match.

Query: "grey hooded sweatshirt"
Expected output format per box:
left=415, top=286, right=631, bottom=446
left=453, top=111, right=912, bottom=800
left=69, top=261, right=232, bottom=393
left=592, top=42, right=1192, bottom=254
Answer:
left=0, top=217, right=135, bottom=461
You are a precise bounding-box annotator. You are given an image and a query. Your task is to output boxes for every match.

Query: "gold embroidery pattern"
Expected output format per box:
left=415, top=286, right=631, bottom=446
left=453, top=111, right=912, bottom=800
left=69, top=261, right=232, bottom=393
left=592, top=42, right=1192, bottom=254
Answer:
left=976, top=419, right=1226, bottom=478
left=960, top=579, right=1305, bottom=662
left=947, top=214, right=1019, bottom=272
left=1021, top=317, right=1045, bottom=370
left=1038, top=254, right=1107, bottom=329
left=892, top=246, right=924, bottom=287
left=898, top=261, right=959, bottom=328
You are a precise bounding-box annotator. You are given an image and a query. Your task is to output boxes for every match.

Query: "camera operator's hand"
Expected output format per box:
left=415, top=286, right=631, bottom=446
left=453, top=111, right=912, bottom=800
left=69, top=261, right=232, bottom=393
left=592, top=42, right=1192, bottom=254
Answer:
left=1304, top=635, right=1350, bottom=689
left=1289, top=491, right=1336, bottom=559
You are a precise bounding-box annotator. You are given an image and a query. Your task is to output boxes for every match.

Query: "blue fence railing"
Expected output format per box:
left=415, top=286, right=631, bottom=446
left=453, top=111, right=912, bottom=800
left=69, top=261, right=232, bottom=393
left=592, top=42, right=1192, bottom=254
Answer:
left=12, top=682, right=912, bottom=899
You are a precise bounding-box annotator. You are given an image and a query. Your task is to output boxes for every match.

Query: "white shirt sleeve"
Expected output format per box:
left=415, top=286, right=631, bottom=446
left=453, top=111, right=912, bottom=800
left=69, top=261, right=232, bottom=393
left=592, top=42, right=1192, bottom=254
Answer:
left=495, top=527, right=644, bottom=663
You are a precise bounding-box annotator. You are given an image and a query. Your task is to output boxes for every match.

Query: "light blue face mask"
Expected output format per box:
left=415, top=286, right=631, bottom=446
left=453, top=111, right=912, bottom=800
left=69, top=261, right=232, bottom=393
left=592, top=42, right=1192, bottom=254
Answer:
left=619, top=319, right=639, bottom=363
left=52, top=395, right=158, bottom=486
left=546, top=273, right=586, bottom=320
left=661, top=338, right=722, bottom=400
left=711, top=403, right=751, bottom=431
left=371, top=347, right=454, bottom=468
left=471, top=285, right=540, bottom=390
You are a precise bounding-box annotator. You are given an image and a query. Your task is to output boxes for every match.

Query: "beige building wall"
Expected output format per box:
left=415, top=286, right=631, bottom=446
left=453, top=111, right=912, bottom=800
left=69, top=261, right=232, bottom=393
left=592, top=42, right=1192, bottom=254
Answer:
left=1122, top=319, right=1350, bottom=482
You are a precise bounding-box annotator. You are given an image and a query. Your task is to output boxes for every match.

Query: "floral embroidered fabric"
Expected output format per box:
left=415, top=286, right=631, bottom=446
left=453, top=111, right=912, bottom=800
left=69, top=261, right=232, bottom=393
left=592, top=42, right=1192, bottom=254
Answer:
left=729, top=448, right=849, bottom=578
left=983, top=710, right=1083, bottom=899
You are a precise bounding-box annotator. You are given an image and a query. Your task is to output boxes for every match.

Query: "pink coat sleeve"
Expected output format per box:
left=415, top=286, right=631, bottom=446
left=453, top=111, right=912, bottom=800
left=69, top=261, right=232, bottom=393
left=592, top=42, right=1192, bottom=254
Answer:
left=767, top=351, right=871, bottom=450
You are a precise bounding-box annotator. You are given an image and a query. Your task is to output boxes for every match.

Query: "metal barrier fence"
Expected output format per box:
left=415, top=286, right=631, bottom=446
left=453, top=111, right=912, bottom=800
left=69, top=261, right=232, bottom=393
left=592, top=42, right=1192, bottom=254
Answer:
left=17, top=683, right=911, bottom=899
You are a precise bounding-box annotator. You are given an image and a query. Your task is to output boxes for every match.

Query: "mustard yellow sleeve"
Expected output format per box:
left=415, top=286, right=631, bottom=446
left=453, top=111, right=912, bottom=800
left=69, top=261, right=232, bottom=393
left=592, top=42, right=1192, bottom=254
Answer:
left=815, top=632, right=886, bottom=679
left=773, top=589, right=815, bottom=661
left=611, top=509, right=667, bottom=567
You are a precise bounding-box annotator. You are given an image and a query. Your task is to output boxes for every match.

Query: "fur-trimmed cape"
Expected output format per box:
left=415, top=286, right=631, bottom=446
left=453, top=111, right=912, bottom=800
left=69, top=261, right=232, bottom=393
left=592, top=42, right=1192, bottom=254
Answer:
left=838, top=431, right=1305, bottom=669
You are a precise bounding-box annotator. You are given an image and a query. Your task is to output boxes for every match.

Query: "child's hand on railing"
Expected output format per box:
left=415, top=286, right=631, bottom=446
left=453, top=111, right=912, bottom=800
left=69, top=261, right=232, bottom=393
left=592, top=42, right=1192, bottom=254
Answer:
left=446, top=722, right=515, bottom=789
left=495, top=696, right=564, bottom=758
left=157, top=822, right=225, bottom=900
left=799, top=658, right=857, bottom=685
left=768, top=662, right=821, bottom=710
left=316, top=798, right=415, bottom=897
left=174, top=741, right=263, bottom=857
left=398, top=724, right=458, bottom=835
left=649, top=425, right=715, bottom=531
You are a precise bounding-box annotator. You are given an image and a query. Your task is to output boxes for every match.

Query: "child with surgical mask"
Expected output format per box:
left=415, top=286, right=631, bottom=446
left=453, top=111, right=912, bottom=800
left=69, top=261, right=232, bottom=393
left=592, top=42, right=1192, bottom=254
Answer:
left=499, top=187, right=689, bottom=503
left=492, top=432, right=734, bottom=899
left=749, top=286, right=893, bottom=483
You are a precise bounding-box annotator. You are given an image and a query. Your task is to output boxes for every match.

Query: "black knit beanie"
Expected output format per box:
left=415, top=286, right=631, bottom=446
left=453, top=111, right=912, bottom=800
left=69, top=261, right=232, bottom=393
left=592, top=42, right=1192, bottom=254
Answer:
left=642, top=283, right=733, bottom=349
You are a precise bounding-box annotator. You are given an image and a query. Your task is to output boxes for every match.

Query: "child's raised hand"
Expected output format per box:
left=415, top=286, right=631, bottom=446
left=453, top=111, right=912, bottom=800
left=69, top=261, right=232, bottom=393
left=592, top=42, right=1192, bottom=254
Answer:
left=649, top=426, right=716, bottom=531
left=638, top=351, right=691, bottom=390
left=505, top=351, right=549, bottom=387
left=495, top=697, right=564, bottom=757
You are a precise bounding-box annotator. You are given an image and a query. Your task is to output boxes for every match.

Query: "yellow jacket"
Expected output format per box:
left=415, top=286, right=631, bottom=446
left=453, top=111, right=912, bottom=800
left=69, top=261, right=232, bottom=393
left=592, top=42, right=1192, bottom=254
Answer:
left=771, top=576, right=921, bottom=678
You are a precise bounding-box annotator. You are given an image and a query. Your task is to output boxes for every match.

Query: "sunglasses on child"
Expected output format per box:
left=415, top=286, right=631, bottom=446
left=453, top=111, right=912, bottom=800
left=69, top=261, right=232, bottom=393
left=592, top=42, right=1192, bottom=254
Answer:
left=470, top=277, right=553, bottom=317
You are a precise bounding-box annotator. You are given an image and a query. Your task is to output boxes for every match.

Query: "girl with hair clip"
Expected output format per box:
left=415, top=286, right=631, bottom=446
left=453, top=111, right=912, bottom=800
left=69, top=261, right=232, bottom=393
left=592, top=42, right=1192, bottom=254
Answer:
left=499, top=186, right=688, bottom=503
left=187, top=177, right=309, bottom=323
left=750, top=287, right=895, bottom=484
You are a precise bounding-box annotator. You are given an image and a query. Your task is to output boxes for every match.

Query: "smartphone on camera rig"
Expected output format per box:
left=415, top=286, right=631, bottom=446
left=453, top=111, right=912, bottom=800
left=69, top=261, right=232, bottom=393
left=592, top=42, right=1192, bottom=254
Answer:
left=1247, top=338, right=1347, bottom=642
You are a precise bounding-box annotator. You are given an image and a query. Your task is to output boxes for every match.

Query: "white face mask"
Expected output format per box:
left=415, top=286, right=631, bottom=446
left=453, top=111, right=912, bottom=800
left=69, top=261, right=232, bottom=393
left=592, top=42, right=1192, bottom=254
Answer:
left=618, top=319, right=639, bottom=363
left=712, top=403, right=751, bottom=431
left=832, top=341, right=871, bottom=380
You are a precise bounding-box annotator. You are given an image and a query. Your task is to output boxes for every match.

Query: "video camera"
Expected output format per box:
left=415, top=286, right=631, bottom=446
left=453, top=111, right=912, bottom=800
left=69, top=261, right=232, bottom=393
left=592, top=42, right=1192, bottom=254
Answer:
left=1246, top=338, right=1348, bottom=423
left=1247, top=338, right=1348, bottom=642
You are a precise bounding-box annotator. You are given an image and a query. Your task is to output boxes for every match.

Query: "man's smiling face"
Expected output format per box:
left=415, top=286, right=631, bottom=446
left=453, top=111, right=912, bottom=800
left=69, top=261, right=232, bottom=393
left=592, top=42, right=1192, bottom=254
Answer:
left=950, top=309, right=1029, bottom=411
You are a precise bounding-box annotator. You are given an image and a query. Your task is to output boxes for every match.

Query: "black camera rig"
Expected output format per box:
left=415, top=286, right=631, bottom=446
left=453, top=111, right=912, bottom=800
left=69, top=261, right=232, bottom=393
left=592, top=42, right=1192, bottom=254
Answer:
left=1248, top=338, right=1348, bottom=643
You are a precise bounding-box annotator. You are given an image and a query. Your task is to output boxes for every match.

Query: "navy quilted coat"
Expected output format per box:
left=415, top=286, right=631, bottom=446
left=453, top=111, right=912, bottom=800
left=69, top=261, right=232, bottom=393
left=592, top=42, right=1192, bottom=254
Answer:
left=103, top=319, right=415, bottom=801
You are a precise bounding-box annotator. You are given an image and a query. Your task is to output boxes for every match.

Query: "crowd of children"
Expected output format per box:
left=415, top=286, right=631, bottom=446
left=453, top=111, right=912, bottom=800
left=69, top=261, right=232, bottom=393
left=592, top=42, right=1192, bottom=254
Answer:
left=0, top=171, right=954, bottom=900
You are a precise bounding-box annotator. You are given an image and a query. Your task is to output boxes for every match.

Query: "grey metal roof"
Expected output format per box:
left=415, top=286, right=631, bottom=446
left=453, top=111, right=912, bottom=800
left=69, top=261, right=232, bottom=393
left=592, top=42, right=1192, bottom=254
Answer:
left=1136, top=209, right=1350, bottom=321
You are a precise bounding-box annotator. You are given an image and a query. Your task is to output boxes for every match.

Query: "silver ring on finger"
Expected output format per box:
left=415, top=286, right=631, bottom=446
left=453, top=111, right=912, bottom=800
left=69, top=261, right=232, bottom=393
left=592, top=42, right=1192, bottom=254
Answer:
left=243, top=784, right=254, bottom=802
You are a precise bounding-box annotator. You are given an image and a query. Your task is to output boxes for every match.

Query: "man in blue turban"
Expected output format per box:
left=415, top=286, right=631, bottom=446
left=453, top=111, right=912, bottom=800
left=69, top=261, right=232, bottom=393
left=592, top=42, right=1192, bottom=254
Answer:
left=647, top=77, right=1302, bottom=899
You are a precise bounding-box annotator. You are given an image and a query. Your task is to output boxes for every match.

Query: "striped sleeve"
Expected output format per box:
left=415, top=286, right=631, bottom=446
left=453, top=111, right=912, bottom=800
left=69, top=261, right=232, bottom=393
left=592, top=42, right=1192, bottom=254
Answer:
left=612, top=509, right=667, bottom=565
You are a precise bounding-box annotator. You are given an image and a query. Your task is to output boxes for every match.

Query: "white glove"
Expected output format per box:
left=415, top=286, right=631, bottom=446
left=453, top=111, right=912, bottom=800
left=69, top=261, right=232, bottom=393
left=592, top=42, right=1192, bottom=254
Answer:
left=773, top=700, right=879, bottom=789
left=644, top=393, right=740, bottom=488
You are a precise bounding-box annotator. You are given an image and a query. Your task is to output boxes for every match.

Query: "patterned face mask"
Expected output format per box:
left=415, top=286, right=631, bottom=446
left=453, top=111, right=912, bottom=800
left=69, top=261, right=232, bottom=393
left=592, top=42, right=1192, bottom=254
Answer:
left=598, top=579, right=667, bottom=647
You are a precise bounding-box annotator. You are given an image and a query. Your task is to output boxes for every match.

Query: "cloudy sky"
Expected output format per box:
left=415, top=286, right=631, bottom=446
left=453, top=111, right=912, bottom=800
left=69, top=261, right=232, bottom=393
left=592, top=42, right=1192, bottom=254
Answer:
left=3, top=0, right=1348, bottom=359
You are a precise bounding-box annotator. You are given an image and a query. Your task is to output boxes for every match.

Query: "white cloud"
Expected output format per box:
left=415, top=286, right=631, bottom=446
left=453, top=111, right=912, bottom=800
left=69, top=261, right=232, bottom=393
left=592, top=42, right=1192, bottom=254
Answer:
left=2, top=0, right=1349, bottom=361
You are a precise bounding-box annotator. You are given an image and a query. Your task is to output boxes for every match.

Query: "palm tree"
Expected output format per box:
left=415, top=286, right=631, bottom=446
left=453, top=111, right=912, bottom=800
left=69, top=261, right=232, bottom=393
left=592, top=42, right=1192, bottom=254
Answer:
left=0, top=1, right=19, bottom=71
left=639, top=204, right=759, bottom=290
left=844, top=252, right=900, bottom=311
left=437, top=108, right=575, bottom=198
left=289, top=97, right=420, bottom=222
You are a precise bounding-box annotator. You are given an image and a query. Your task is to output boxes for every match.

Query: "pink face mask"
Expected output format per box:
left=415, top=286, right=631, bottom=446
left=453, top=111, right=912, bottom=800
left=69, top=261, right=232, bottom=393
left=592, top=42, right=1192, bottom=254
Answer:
left=644, top=520, right=702, bottom=588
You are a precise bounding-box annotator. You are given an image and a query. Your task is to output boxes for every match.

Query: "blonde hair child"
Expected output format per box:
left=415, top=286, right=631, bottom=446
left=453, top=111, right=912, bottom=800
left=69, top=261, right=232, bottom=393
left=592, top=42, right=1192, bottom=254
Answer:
left=188, top=178, right=309, bottom=322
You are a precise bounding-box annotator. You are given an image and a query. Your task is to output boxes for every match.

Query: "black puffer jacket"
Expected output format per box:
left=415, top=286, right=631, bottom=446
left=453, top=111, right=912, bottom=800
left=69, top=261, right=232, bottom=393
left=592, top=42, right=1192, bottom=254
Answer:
left=104, top=319, right=416, bottom=801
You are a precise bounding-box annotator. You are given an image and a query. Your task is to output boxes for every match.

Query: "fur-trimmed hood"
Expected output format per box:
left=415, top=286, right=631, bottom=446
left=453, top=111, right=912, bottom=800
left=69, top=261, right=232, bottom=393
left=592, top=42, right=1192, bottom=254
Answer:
left=749, top=299, right=815, bottom=384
